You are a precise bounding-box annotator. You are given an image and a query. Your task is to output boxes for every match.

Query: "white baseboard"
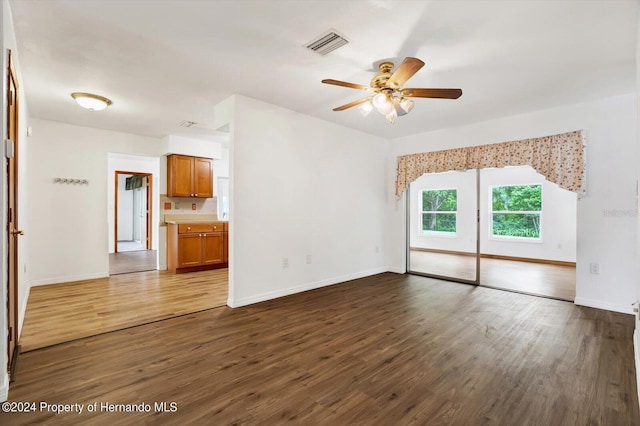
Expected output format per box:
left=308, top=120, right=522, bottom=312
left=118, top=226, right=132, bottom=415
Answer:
left=158, top=263, right=167, bottom=271
left=18, top=285, right=30, bottom=337
left=0, top=371, right=8, bottom=402
left=574, top=297, right=634, bottom=315
left=387, top=266, right=406, bottom=274
left=30, top=272, right=109, bottom=286
left=228, top=267, right=388, bottom=308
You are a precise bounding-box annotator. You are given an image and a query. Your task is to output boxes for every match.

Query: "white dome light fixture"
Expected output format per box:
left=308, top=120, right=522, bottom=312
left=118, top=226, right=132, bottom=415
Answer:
left=71, top=92, right=112, bottom=111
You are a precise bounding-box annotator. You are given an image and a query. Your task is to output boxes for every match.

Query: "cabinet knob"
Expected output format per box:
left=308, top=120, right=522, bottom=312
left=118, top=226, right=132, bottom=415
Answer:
left=187, top=227, right=191, bottom=230
left=195, top=193, right=198, bottom=196
left=213, top=226, right=217, bottom=230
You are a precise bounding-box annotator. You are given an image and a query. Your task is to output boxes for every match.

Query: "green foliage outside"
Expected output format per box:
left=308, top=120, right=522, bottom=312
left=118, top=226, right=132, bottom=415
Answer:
left=422, top=189, right=457, bottom=233
left=492, top=185, right=542, bottom=238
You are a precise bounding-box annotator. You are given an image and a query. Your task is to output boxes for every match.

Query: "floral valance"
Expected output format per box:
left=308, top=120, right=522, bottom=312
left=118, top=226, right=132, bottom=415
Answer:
left=395, top=130, right=586, bottom=197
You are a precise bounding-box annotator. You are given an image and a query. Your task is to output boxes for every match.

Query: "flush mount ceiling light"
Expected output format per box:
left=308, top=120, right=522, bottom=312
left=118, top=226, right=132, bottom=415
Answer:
left=70, top=92, right=112, bottom=111
left=322, top=57, right=462, bottom=124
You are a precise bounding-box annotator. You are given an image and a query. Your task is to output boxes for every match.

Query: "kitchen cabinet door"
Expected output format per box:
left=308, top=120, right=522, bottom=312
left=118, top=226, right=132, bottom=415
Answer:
left=177, top=233, right=202, bottom=267
left=194, top=157, right=213, bottom=198
left=167, top=154, right=194, bottom=197
left=202, top=232, right=224, bottom=264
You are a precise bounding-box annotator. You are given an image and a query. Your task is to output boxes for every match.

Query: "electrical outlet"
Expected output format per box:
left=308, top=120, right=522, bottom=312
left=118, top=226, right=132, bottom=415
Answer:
left=589, top=263, right=599, bottom=275
left=306, top=254, right=312, bottom=264
left=282, top=257, right=289, bottom=268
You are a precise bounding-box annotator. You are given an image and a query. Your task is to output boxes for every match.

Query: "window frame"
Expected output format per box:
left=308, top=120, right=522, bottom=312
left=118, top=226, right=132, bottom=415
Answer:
left=420, top=188, right=458, bottom=238
left=489, top=183, right=543, bottom=243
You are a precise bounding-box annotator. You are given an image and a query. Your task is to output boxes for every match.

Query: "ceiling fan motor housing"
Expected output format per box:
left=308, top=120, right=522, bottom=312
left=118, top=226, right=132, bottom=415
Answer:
left=371, top=61, right=395, bottom=90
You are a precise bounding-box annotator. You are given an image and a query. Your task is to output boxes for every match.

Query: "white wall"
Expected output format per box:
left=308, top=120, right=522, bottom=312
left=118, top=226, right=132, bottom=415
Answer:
left=388, top=93, right=638, bottom=314
left=228, top=95, right=388, bottom=307
left=29, top=119, right=163, bottom=285
left=107, top=153, right=160, bottom=253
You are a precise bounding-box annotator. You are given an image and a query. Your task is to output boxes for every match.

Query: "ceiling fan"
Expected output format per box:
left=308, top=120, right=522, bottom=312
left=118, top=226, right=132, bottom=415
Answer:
left=322, top=57, right=462, bottom=123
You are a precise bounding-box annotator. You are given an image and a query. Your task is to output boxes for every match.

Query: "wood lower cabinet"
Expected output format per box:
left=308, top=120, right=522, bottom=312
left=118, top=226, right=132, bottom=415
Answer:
left=168, top=222, right=228, bottom=273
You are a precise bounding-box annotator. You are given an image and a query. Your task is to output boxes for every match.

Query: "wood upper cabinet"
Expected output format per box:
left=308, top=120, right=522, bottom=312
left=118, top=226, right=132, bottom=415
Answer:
left=167, top=154, right=213, bottom=198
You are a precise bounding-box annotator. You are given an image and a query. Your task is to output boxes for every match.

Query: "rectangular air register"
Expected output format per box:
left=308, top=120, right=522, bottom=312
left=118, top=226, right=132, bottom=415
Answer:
left=306, top=30, right=349, bottom=56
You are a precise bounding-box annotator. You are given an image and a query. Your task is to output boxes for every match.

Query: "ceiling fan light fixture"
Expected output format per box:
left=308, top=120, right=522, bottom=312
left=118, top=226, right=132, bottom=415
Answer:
left=71, top=92, right=112, bottom=111
left=372, top=93, right=388, bottom=109
left=374, top=94, right=394, bottom=115
left=359, top=100, right=373, bottom=117
left=400, top=98, right=415, bottom=113
left=386, top=109, right=398, bottom=124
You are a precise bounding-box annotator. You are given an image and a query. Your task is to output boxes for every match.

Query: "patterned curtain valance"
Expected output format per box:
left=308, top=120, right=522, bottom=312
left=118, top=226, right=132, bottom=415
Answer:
left=395, top=130, right=586, bottom=197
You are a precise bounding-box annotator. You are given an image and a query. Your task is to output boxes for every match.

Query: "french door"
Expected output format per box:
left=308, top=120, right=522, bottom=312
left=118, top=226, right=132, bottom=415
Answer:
left=407, top=169, right=480, bottom=284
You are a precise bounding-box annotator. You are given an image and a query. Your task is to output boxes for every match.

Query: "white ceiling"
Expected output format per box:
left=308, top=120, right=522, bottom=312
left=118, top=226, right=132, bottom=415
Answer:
left=8, top=0, right=638, bottom=141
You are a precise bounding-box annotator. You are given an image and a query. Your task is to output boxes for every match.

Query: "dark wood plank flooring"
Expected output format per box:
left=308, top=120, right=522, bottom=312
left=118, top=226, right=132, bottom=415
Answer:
left=2, top=273, right=637, bottom=425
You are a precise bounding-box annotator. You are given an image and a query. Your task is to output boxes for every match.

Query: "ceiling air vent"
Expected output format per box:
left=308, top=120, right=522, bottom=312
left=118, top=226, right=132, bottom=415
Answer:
left=306, top=30, right=348, bottom=56
left=179, top=120, right=199, bottom=128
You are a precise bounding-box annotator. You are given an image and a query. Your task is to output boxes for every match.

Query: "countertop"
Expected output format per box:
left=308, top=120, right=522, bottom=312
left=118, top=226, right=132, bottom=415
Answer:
left=164, top=219, right=227, bottom=224
left=162, top=213, right=225, bottom=226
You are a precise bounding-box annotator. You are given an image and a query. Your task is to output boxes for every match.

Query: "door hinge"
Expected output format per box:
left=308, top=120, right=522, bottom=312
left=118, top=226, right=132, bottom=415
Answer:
left=5, top=138, right=15, bottom=158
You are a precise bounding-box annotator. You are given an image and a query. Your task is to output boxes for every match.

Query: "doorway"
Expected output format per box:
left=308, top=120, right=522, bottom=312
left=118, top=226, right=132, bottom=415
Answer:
left=407, top=166, right=577, bottom=301
left=110, top=170, right=156, bottom=275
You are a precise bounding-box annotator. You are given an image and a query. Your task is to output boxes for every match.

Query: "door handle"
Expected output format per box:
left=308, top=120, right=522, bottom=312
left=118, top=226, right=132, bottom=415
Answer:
left=11, top=230, right=24, bottom=236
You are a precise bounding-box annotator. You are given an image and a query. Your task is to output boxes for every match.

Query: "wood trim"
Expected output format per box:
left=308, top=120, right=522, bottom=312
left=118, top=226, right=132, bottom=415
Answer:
left=409, top=247, right=576, bottom=267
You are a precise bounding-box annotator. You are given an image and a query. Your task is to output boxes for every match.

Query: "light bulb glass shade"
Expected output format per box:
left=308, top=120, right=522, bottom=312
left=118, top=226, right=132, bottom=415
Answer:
left=372, top=93, right=388, bottom=109
left=386, top=109, right=398, bottom=124
left=359, top=100, right=373, bottom=117
left=400, top=98, right=415, bottom=113
left=376, top=97, right=394, bottom=115
left=71, top=92, right=112, bottom=111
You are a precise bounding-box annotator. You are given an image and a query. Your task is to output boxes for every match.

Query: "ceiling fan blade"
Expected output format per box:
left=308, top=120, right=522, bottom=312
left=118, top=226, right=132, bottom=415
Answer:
left=333, top=97, right=371, bottom=111
left=387, top=57, right=425, bottom=89
left=322, top=79, right=370, bottom=91
left=401, top=88, right=463, bottom=99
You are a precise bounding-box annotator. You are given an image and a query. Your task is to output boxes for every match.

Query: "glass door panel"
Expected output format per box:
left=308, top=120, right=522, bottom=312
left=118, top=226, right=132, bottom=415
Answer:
left=407, top=169, right=479, bottom=284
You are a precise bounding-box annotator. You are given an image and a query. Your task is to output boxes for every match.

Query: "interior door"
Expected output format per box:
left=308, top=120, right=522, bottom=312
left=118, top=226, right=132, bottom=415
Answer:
left=6, top=50, right=21, bottom=376
left=407, top=169, right=480, bottom=284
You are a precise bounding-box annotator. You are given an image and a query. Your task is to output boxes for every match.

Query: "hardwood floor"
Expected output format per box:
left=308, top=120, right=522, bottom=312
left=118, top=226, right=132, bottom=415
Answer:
left=19, top=269, right=228, bottom=351
left=410, top=250, right=576, bottom=301
left=109, top=250, right=158, bottom=275
left=4, top=273, right=637, bottom=425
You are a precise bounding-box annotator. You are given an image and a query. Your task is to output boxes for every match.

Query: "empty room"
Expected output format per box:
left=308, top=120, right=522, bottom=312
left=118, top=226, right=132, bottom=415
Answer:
left=1, top=0, right=639, bottom=424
